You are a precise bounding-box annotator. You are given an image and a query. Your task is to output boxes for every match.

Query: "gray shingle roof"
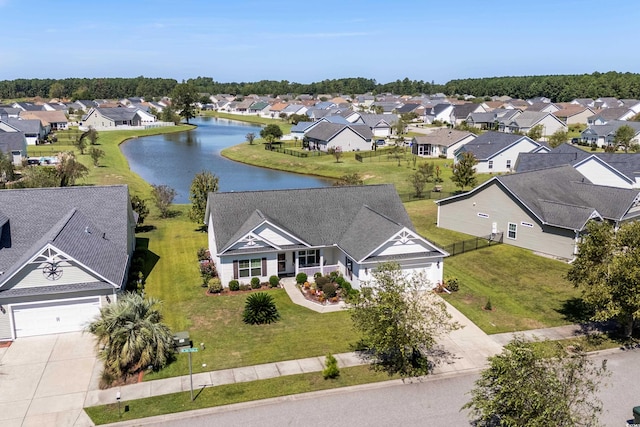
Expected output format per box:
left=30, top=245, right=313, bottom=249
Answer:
left=207, top=185, right=422, bottom=261
left=94, top=107, right=139, bottom=121
left=6, top=118, right=41, bottom=134
left=0, top=186, right=132, bottom=289
left=413, top=129, right=474, bottom=148
left=456, top=131, right=538, bottom=160
left=0, top=132, right=26, bottom=154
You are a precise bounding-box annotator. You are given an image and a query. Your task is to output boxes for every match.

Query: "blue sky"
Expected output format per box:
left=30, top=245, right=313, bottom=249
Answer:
left=0, top=0, right=638, bottom=84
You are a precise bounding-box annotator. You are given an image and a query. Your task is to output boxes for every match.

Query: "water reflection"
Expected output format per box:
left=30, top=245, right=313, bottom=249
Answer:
left=121, top=117, right=331, bottom=203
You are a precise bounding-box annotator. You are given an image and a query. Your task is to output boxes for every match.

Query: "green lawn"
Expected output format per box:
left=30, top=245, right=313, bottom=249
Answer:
left=86, top=365, right=398, bottom=425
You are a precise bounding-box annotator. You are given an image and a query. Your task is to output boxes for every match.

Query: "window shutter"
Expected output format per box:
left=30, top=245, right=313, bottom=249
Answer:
left=233, top=260, right=239, bottom=279
left=261, top=258, right=267, bottom=276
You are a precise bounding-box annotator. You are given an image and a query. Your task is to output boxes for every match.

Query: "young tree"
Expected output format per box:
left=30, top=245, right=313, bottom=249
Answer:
left=86, top=292, right=174, bottom=383
left=151, top=184, right=177, bottom=218
left=86, top=127, right=100, bottom=145
left=171, top=82, right=199, bottom=124
left=350, top=262, right=460, bottom=379
left=327, top=146, right=343, bottom=163
left=526, top=124, right=544, bottom=141
left=0, top=151, right=15, bottom=183
left=19, top=166, right=59, bottom=188
left=548, top=129, right=568, bottom=148
left=56, top=151, right=89, bottom=186
left=88, top=147, right=105, bottom=166
left=567, top=220, right=640, bottom=337
left=613, top=124, right=637, bottom=153
left=130, top=195, right=149, bottom=225
left=333, top=172, right=364, bottom=186
left=73, top=134, right=88, bottom=155
left=260, top=124, right=283, bottom=149
left=189, top=170, right=219, bottom=223
left=409, top=171, right=427, bottom=198
left=450, top=152, right=477, bottom=191
left=394, top=118, right=407, bottom=136
left=464, top=337, right=608, bottom=427
left=246, top=132, right=256, bottom=145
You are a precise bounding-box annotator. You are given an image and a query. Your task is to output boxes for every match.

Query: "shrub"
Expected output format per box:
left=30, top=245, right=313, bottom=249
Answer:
left=315, top=276, right=330, bottom=288
left=322, top=353, right=340, bottom=379
left=322, top=282, right=337, bottom=298
left=335, top=276, right=345, bottom=287
left=243, top=292, right=280, bottom=325
left=314, top=272, right=322, bottom=279
left=328, top=271, right=339, bottom=281
left=251, top=277, right=261, bottom=289
left=296, top=272, right=308, bottom=284
left=197, top=247, right=209, bottom=261
left=484, top=298, right=493, bottom=311
left=269, top=275, right=280, bottom=288
left=239, top=283, right=251, bottom=291
left=229, top=280, right=240, bottom=291
left=199, top=260, right=217, bottom=279
left=445, top=277, right=459, bottom=292
left=208, top=278, right=223, bottom=294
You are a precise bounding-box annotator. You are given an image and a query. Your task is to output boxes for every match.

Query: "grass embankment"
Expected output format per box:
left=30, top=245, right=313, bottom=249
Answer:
left=27, top=125, right=194, bottom=200
left=86, top=365, right=397, bottom=425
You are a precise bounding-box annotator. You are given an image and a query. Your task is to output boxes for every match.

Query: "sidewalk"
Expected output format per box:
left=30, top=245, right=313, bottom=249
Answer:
left=280, top=277, right=346, bottom=313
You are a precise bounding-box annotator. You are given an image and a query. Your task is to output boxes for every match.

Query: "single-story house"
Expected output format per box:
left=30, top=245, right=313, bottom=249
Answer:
left=581, top=120, right=640, bottom=148
left=505, top=111, right=568, bottom=137
left=205, top=185, right=448, bottom=289
left=552, top=106, right=596, bottom=126
left=451, top=103, right=486, bottom=125
left=454, top=131, right=544, bottom=173
left=515, top=143, right=640, bottom=189
left=411, top=129, right=477, bottom=159
left=0, top=185, right=135, bottom=340
left=4, top=118, right=46, bottom=145
left=19, top=110, right=68, bottom=131
left=435, top=165, right=640, bottom=260
left=304, top=122, right=373, bottom=152
left=587, top=107, right=635, bottom=125
left=82, top=107, right=155, bottom=129
left=0, top=131, right=27, bottom=165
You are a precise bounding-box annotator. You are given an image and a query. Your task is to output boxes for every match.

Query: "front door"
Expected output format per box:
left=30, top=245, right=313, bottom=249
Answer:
left=277, top=253, right=286, bottom=273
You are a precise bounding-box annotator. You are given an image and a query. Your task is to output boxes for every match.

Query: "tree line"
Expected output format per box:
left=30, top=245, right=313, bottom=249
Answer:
left=2, top=71, right=640, bottom=101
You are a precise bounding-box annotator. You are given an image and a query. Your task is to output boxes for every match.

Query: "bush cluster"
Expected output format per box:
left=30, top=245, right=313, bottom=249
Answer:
left=229, top=280, right=240, bottom=291
left=251, top=277, right=261, bottom=289
left=269, top=275, right=280, bottom=288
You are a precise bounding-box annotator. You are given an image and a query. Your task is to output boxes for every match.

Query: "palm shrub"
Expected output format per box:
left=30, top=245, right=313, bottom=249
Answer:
left=242, top=292, right=280, bottom=325
left=86, top=292, right=174, bottom=387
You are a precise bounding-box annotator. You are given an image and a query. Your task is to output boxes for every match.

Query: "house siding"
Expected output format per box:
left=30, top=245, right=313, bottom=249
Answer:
left=438, top=182, right=577, bottom=259
left=10, top=262, right=106, bottom=290
left=475, top=139, right=539, bottom=173
left=575, top=161, right=634, bottom=189
left=323, top=128, right=370, bottom=152
left=0, top=308, right=11, bottom=340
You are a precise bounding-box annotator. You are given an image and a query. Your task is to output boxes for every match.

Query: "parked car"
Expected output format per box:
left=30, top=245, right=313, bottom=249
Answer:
left=376, top=139, right=385, bottom=146
left=571, top=137, right=581, bottom=144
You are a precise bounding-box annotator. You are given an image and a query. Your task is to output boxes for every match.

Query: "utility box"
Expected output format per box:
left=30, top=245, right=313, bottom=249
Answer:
left=173, top=331, right=191, bottom=350
left=633, top=406, right=640, bottom=424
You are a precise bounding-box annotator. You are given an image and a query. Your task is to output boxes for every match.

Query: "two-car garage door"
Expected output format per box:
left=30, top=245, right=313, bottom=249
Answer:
left=12, top=297, right=101, bottom=338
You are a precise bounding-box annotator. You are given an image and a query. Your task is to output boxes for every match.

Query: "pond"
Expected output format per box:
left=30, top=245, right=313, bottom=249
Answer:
left=120, top=116, right=331, bottom=203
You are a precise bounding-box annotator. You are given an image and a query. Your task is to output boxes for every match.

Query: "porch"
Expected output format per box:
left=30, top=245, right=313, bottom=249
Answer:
left=296, top=263, right=341, bottom=278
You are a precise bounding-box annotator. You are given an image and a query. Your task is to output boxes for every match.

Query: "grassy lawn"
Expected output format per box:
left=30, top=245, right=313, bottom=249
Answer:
left=27, top=125, right=194, bottom=200
left=140, top=205, right=358, bottom=380
left=85, top=365, right=398, bottom=425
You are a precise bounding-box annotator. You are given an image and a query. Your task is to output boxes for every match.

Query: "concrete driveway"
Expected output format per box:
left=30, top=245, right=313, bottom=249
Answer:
left=0, top=332, right=98, bottom=427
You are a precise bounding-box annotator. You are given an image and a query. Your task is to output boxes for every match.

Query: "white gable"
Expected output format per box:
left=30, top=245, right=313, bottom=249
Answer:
left=575, top=158, right=634, bottom=189
left=254, top=223, right=304, bottom=246
left=370, top=229, right=440, bottom=258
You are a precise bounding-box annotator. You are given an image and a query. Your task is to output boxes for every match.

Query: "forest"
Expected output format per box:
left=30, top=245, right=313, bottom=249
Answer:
left=1, top=72, right=639, bottom=102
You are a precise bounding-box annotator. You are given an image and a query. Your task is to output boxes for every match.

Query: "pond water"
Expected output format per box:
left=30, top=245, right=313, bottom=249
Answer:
left=120, top=116, right=331, bottom=203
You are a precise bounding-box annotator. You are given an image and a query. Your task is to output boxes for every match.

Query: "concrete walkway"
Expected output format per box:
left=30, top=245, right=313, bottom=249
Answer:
left=281, top=277, right=346, bottom=313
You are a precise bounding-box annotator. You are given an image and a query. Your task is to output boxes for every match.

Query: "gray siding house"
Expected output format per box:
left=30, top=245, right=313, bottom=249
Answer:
left=0, top=186, right=136, bottom=340
left=436, top=165, right=640, bottom=260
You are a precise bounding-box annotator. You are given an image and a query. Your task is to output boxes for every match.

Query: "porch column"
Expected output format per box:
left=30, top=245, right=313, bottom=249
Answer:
left=294, top=252, right=299, bottom=275
left=319, top=249, right=324, bottom=275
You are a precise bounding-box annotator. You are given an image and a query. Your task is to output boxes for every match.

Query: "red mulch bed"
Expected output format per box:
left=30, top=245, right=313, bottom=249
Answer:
left=0, top=341, right=12, bottom=348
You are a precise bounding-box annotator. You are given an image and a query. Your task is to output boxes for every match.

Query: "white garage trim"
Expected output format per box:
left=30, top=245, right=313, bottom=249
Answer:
left=11, top=297, right=101, bottom=338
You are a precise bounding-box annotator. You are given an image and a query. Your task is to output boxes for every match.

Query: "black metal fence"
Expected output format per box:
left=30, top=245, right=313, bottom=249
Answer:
left=266, top=145, right=326, bottom=157
left=398, top=190, right=455, bottom=202
left=443, top=233, right=503, bottom=257
left=355, top=148, right=409, bottom=162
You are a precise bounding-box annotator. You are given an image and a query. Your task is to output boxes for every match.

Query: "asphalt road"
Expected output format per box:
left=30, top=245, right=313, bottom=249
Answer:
left=130, top=348, right=640, bottom=427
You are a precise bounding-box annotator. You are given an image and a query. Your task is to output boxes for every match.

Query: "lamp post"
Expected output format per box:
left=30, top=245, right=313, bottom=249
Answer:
left=116, top=391, right=121, bottom=418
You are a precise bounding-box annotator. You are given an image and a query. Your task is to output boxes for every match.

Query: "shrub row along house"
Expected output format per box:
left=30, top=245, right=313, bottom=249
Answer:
left=205, top=185, right=447, bottom=289
left=0, top=186, right=135, bottom=340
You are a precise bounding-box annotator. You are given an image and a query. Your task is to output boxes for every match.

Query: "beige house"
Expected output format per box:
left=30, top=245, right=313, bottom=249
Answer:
left=411, top=129, right=476, bottom=159
left=553, top=106, right=596, bottom=126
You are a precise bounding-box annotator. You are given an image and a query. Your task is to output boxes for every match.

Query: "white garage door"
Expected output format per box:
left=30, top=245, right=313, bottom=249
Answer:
left=12, top=298, right=101, bottom=338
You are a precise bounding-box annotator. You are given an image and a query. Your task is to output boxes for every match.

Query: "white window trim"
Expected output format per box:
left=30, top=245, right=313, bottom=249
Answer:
left=507, top=222, right=517, bottom=240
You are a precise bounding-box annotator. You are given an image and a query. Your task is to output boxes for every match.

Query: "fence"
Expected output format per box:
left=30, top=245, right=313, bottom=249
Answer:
left=355, top=147, right=409, bottom=162
left=398, top=190, right=455, bottom=202
left=442, top=233, right=503, bottom=257
left=266, top=145, right=326, bottom=157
